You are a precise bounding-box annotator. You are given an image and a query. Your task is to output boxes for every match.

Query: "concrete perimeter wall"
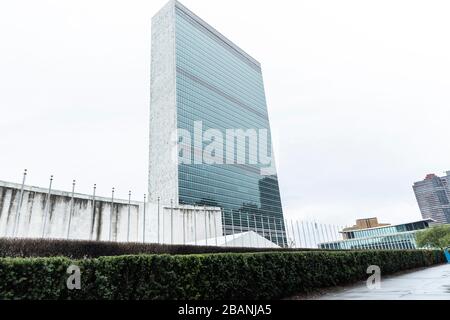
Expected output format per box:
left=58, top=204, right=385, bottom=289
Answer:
left=0, top=180, right=222, bottom=244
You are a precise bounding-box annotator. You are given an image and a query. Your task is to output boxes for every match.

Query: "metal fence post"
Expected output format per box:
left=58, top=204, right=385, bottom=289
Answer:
left=67, top=180, right=76, bottom=240
left=287, top=219, right=292, bottom=247
left=285, top=219, right=290, bottom=248
left=267, top=216, right=273, bottom=243
left=306, top=221, right=313, bottom=248
left=303, top=221, right=308, bottom=248
left=204, top=205, right=208, bottom=246
left=222, top=209, right=227, bottom=247
left=213, top=211, right=218, bottom=247
left=277, top=218, right=281, bottom=247
left=263, top=215, right=269, bottom=248
left=183, top=208, right=186, bottom=245
left=282, top=218, right=287, bottom=247
left=13, top=169, right=27, bottom=237
left=221, top=210, right=225, bottom=244
left=291, top=220, right=297, bottom=248
left=230, top=210, right=236, bottom=246
left=246, top=213, right=252, bottom=247
left=42, top=175, right=53, bottom=238
left=239, top=211, right=244, bottom=247
left=260, top=214, right=265, bottom=241
left=162, top=201, right=165, bottom=244
left=285, top=219, right=289, bottom=248
left=301, top=221, right=307, bottom=248
left=312, top=222, right=319, bottom=248
left=194, top=205, right=197, bottom=245
left=253, top=214, right=260, bottom=248
left=315, top=222, right=321, bottom=245
left=288, top=219, right=292, bottom=248
left=295, top=220, right=302, bottom=248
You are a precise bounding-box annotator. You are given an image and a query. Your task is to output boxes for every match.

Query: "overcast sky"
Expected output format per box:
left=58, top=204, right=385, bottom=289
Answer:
left=1, top=0, right=449, bottom=226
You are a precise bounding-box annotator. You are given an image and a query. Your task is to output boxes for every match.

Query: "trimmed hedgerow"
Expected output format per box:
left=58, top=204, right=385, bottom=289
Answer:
left=0, top=250, right=444, bottom=300
left=0, top=238, right=325, bottom=259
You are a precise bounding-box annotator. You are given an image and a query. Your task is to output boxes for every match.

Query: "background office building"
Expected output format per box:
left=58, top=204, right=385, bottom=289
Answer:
left=319, top=218, right=433, bottom=250
left=342, top=217, right=390, bottom=233
left=413, top=172, right=450, bottom=225
left=149, top=1, right=285, bottom=243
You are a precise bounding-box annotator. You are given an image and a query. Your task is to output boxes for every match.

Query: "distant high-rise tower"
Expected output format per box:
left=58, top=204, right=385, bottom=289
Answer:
left=413, top=172, right=450, bottom=225
left=149, top=1, right=285, bottom=242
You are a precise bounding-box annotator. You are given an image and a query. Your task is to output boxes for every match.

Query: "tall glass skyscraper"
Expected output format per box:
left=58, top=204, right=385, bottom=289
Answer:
left=413, top=172, right=450, bottom=225
left=149, top=0, right=285, bottom=243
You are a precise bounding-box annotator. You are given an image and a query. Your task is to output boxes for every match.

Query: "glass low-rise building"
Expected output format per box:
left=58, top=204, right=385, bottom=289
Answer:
left=319, top=219, right=434, bottom=250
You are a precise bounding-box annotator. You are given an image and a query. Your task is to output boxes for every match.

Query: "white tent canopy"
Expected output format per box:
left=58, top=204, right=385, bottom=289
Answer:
left=189, top=231, right=280, bottom=248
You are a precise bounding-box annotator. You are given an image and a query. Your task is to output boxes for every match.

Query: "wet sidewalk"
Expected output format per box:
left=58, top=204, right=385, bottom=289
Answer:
left=313, top=264, right=450, bottom=300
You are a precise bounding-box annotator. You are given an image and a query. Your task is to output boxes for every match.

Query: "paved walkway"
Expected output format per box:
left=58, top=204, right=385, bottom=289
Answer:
left=314, top=264, right=450, bottom=300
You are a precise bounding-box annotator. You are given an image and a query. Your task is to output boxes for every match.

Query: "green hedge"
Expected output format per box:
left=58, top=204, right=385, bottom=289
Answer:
left=0, top=238, right=324, bottom=259
left=0, top=250, right=445, bottom=300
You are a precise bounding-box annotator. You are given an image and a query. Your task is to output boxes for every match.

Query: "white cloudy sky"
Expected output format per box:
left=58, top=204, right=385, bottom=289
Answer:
left=1, top=0, right=449, bottom=226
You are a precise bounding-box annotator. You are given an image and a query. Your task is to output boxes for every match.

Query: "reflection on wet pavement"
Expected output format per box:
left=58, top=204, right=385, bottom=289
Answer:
left=314, top=264, right=450, bottom=300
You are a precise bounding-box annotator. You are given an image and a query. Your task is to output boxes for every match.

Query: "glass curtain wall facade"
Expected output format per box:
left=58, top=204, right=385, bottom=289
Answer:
left=175, top=3, right=284, bottom=244
left=319, top=219, right=432, bottom=250
left=150, top=1, right=285, bottom=245
left=320, top=233, right=418, bottom=250
left=344, top=220, right=430, bottom=239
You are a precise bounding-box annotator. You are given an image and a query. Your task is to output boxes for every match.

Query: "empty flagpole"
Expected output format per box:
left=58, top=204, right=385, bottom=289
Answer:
left=127, top=191, right=131, bottom=242
left=109, top=187, right=115, bottom=241
left=170, top=199, right=174, bottom=245
left=89, top=183, right=96, bottom=241
left=157, top=197, right=160, bottom=244
left=13, top=169, right=27, bottom=237
left=42, top=175, right=53, bottom=238
left=67, top=180, right=76, bottom=240
left=143, top=194, right=146, bottom=243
